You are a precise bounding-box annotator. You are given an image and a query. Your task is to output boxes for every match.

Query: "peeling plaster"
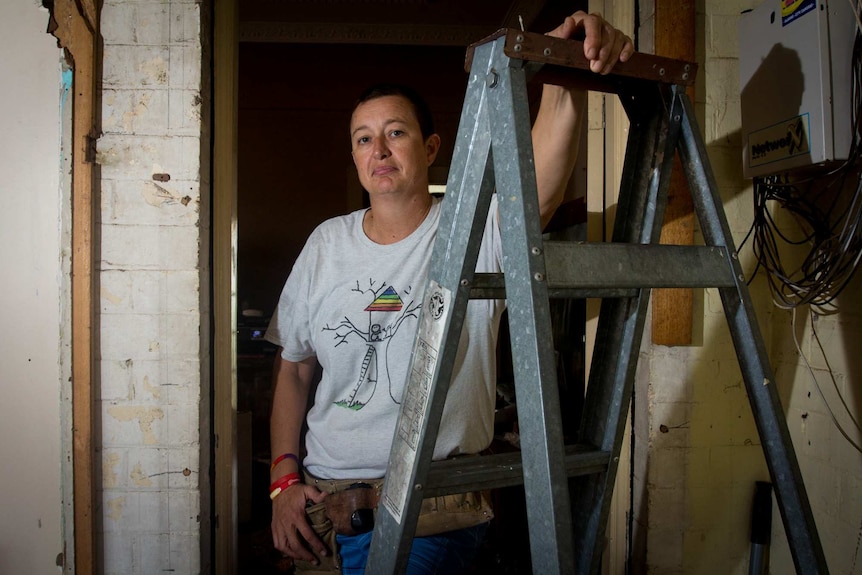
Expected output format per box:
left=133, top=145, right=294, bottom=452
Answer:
left=106, top=497, right=125, bottom=522
left=142, top=374, right=160, bottom=400
left=103, top=452, right=121, bottom=488
left=106, top=405, right=164, bottom=444
left=139, top=56, right=167, bottom=85
left=142, top=181, right=189, bottom=208
left=101, top=286, right=123, bottom=306
left=130, top=463, right=153, bottom=487
left=121, top=92, right=151, bottom=132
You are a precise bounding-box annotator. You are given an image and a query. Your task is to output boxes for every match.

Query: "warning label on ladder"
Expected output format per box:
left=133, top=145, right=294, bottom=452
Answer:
left=381, top=280, right=451, bottom=523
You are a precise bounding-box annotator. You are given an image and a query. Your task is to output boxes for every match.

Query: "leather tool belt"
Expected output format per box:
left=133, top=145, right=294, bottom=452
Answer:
left=306, top=472, right=494, bottom=537
left=322, top=481, right=381, bottom=536
left=294, top=471, right=494, bottom=573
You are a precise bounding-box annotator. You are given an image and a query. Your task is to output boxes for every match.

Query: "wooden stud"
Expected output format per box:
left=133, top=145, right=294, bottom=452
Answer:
left=49, top=0, right=99, bottom=572
left=651, top=0, right=696, bottom=346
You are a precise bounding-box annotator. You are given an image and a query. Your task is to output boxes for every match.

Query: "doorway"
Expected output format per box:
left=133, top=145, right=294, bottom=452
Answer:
left=234, top=41, right=471, bottom=571
left=214, top=1, right=599, bottom=572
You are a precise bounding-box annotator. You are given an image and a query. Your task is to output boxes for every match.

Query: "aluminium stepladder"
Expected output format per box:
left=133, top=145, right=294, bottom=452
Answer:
left=364, top=29, right=828, bottom=574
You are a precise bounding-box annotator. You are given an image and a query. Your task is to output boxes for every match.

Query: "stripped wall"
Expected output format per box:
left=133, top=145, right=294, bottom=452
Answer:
left=97, top=1, right=210, bottom=573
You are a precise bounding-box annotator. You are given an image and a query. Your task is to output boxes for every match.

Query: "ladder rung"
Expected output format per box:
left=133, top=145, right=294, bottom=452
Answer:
left=543, top=243, right=736, bottom=289
left=470, top=275, right=638, bottom=300
left=422, top=446, right=611, bottom=498
left=470, top=244, right=735, bottom=299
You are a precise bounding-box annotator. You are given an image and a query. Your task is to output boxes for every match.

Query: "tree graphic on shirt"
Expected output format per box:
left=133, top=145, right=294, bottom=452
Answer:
left=324, top=279, right=421, bottom=410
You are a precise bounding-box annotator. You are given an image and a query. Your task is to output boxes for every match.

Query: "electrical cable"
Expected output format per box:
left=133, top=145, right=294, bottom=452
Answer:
left=738, top=11, right=862, bottom=456
left=741, top=24, right=862, bottom=315
left=791, top=308, right=862, bottom=454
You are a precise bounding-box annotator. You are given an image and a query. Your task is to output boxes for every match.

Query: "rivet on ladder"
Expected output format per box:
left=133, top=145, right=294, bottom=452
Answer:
left=486, top=70, right=499, bottom=88
left=514, top=44, right=522, bottom=52
left=414, top=484, right=423, bottom=491
left=531, top=247, right=542, bottom=255
left=534, top=272, right=545, bottom=282
left=460, top=278, right=470, bottom=287
left=516, top=34, right=524, bottom=42
left=543, top=48, right=552, bottom=56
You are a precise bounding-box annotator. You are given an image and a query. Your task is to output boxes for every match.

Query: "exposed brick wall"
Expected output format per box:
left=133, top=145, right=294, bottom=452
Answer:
left=97, top=1, right=208, bottom=573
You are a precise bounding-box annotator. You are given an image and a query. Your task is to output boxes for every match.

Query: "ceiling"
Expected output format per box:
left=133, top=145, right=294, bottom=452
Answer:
left=239, top=0, right=587, bottom=46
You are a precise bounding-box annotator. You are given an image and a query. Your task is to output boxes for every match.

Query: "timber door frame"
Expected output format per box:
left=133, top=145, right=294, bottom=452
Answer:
left=49, top=0, right=100, bottom=572
left=211, top=1, right=639, bottom=572
left=214, top=0, right=240, bottom=572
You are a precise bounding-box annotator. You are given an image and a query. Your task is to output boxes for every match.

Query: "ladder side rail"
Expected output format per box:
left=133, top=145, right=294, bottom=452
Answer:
left=571, top=88, right=684, bottom=574
left=577, top=86, right=683, bottom=446
left=487, top=39, right=575, bottom=574
left=675, top=88, right=829, bottom=574
left=365, top=50, right=498, bottom=574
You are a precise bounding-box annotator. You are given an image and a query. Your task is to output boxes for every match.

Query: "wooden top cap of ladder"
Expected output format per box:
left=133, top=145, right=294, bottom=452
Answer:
left=465, top=28, right=697, bottom=92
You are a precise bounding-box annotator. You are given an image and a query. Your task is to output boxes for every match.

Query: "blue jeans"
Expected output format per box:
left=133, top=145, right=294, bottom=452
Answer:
left=336, top=523, right=488, bottom=575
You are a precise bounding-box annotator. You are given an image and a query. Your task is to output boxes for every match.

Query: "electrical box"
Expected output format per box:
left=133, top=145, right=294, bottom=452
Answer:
left=739, top=0, right=857, bottom=178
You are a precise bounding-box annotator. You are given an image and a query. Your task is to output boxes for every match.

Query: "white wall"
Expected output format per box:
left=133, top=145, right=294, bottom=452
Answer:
left=0, top=2, right=65, bottom=573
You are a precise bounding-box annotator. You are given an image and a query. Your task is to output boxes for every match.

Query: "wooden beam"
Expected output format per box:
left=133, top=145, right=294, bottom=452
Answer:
left=49, top=0, right=99, bottom=572
left=651, top=0, right=696, bottom=346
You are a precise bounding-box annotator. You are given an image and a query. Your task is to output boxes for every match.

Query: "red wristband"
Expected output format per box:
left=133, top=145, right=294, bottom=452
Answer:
left=269, top=472, right=301, bottom=500
left=270, top=452, right=300, bottom=472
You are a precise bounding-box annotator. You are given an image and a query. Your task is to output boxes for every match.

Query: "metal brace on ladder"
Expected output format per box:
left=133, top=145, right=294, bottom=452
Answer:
left=365, top=29, right=829, bottom=575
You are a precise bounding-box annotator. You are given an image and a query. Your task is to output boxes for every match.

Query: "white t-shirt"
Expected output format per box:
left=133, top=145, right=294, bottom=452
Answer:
left=265, top=195, right=505, bottom=479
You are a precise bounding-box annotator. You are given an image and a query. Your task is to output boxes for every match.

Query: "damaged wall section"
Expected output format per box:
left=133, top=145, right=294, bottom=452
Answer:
left=97, top=0, right=211, bottom=573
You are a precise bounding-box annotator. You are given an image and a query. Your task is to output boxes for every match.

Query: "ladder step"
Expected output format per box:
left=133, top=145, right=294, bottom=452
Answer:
left=422, top=446, right=611, bottom=498
left=471, top=274, right=638, bottom=300
left=546, top=243, right=736, bottom=289
left=471, top=243, right=735, bottom=299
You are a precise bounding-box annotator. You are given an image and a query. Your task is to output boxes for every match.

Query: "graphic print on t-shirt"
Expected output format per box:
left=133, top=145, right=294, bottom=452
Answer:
left=324, top=279, right=422, bottom=410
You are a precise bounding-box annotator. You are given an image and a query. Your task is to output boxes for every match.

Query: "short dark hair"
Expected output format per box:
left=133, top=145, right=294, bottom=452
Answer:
left=352, top=83, right=436, bottom=140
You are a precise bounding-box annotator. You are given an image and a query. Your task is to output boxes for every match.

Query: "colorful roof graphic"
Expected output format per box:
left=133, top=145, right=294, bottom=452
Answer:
left=365, top=286, right=403, bottom=312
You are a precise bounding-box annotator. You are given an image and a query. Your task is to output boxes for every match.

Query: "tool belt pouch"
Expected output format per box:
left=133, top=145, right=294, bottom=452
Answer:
left=415, top=490, right=494, bottom=537
left=324, top=483, right=379, bottom=536
left=321, top=484, right=493, bottom=538
left=292, top=500, right=340, bottom=574
left=303, top=471, right=492, bottom=562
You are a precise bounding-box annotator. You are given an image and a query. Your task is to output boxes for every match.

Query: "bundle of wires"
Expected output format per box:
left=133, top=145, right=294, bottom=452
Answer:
left=742, top=20, right=862, bottom=314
